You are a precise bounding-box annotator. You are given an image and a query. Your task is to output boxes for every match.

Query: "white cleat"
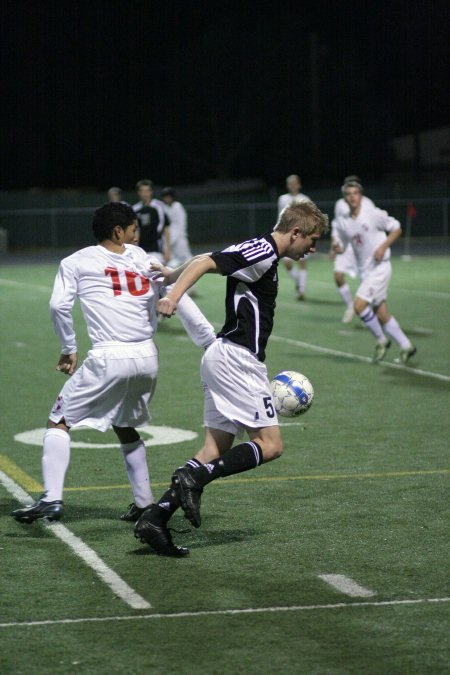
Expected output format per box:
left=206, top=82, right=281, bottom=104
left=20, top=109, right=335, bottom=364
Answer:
left=342, top=307, right=354, bottom=324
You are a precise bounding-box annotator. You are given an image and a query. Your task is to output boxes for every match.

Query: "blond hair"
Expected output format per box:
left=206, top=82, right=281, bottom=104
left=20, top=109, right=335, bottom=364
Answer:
left=274, top=200, right=329, bottom=236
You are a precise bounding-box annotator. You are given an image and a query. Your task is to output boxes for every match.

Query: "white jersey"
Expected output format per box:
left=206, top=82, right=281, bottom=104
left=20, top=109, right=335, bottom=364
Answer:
left=334, top=206, right=401, bottom=277
left=277, top=192, right=311, bottom=214
left=50, top=244, right=215, bottom=354
left=163, top=201, right=188, bottom=244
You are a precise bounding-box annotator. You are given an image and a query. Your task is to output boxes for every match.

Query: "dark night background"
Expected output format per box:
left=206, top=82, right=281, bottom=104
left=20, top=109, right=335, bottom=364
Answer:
left=1, top=0, right=449, bottom=190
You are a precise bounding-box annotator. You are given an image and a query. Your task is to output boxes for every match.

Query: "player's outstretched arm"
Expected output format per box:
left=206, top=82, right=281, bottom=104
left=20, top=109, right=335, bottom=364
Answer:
left=158, top=255, right=218, bottom=317
left=56, top=352, right=78, bottom=376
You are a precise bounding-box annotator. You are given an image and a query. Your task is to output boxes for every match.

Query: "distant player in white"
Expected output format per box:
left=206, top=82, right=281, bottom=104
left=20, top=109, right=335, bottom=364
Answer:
left=277, top=174, right=311, bottom=300
left=331, top=175, right=375, bottom=323
left=134, top=200, right=329, bottom=556
left=333, top=181, right=416, bottom=363
left=11, top=202, right=215, bottom=524
left=161, top=187, right=193, bottom=266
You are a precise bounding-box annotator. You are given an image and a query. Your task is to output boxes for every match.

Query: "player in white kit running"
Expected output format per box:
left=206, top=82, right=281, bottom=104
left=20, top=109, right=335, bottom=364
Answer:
left=277, top=175, right=311, bottom=300
left=11, top=203, right=215, bottom=524
left=333, top=181, right=416, bottom=364
left=134, top=200, right=329, bottom=556
left=330, top=175, right=375, bottom=323
left=161, top=187, right=193, bottom=266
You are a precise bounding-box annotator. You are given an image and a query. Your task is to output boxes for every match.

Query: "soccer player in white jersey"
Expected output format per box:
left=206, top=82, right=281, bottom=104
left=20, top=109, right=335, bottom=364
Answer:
left=277, top=174, right=311, bottom=300
left=333, top=181, right=416, bottom=363
left=134, top=200, right=329, bottom=556
left=161, top=187, right=193, bottom=266
left=330, top=175, right=376, bottom=323
left=11, top=202, right=215, bottom=524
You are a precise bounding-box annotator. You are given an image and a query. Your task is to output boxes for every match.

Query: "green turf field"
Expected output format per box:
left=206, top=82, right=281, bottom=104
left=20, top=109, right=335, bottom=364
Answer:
left=0, top=254, right=449, bottom=674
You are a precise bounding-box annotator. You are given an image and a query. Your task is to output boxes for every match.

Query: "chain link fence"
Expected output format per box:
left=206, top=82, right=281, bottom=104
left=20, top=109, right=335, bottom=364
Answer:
left=0, top=198, right=448, bottom=254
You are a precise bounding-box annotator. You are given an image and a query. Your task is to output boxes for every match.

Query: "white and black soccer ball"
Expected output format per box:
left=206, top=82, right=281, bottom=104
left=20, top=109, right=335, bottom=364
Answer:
left=271, top=370, right=314, bottom=417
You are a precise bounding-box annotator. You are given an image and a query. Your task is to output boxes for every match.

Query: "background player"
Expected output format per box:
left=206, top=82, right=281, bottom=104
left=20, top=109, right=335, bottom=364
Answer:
left=134, top=200, right=329, bottom=556
left=11, top=202, right=215, bottom=524
left=333, top=181, right=416, bottom=363
left=161, top=187, right=193, bottom=266
left=277, top=174, right=311, bottom=300
left=330, top=175, right=375, bottom=323
left=133, top=179, right=170, bottom=262
left=107, top=186, right=123, bottom=203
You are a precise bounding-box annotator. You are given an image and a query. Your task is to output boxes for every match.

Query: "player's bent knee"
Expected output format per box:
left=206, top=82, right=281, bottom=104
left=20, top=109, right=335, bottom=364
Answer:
left=354, top=297, right=367, bottom=314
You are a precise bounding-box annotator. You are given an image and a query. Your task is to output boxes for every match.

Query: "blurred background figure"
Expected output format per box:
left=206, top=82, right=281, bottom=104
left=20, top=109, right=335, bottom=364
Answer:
left=330, top=175, right=376, bottom=323
left=133, top=179, right=170, bottom=262
left=277, top=175, right=311, bottom=300
left=107, top=187, right=123, bottom=203
left=161, top=187, right=192, bottom=267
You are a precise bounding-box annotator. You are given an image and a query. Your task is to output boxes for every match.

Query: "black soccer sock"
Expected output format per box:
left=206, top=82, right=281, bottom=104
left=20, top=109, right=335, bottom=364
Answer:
left=156, top=458, right=202, bottom=523
left=192, top=442, right=264, bottom=487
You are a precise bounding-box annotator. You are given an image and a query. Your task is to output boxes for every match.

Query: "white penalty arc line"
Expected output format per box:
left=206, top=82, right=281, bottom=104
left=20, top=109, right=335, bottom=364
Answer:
left=0, top=470, right=150, bottom=610
left=270, top=334, right=450, bottom=383
left=0, top=597, right=449, bottom=629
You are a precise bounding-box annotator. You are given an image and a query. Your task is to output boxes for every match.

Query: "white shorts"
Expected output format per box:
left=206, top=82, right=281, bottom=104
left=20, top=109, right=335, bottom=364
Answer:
left=49, top=340, right=158, bottom=432
left=201, top=338, right=278, bottom=437
left=333, top=246, right=358, bottom=277
left=356, top=261, right=392, bottom=307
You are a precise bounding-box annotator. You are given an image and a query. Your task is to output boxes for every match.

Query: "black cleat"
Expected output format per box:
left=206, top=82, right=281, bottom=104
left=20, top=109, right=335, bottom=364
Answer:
left=172, top=467, right=203, bottom=528
left=134, top=506, right=189, bottom=557
left=11, top=497, right=64, bottom=523
left=120, top=502, right=153, bottom=522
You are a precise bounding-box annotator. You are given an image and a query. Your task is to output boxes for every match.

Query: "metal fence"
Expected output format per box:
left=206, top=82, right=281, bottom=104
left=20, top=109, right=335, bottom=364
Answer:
left=0, top=198, right=448, bottom=253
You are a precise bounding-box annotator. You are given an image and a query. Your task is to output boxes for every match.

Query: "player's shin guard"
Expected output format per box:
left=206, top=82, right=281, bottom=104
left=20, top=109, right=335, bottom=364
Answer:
left=193, top=442, right=264, bottom=487
left=358, top=306, right=386, bottom=342
left=383, top=316, right=412, bottom=350
left=121, top=440, right=153, bottom=508
left=42, top=428, right=71, bottom=502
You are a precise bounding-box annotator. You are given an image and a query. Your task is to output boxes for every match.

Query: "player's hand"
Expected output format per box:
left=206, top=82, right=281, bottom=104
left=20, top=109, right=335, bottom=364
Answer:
left=157, top=297, right=177, bottom=317
left=148, top=263, right=171, bottom=282
left=56, top=353, right=77, bottom=376
left=373, top=245, right=386, bottom=262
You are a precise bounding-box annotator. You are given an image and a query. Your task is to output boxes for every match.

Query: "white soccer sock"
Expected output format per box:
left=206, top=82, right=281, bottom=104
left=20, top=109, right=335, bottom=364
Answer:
left=42, top=428, right=71, bottom=502
left=298, top=269, right=308, bottom=293
left=358, top=306, right=386, bottom=342
left=383, top=316, right=412, bottom=350
left=287, top=267, right=299, bottom=283
left=121, top=440, right=153, bottom=508
left=338, top=283, right=353, bottom=309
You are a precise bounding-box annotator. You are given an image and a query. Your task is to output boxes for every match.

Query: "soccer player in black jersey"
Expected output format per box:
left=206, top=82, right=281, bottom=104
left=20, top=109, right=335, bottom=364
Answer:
left=134, top=200, right=329, bottom=556
left=133, top=179, right=170, bottom=262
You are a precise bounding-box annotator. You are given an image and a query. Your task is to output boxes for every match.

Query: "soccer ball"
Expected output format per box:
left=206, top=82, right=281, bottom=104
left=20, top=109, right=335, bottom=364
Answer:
left=271, top=370, right=314, bottom=417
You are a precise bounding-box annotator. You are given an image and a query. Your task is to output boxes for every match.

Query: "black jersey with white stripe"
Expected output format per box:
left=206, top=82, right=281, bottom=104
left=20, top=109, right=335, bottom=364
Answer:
left=210, top=233, right=280, bottom=362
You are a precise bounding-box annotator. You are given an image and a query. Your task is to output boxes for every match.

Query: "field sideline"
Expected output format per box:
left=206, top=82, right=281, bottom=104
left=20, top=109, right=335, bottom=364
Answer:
left=0, top=254, right=449, bottom=673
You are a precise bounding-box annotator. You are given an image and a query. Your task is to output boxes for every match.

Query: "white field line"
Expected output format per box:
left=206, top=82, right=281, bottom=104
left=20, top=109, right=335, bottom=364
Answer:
left=270, top=334, right=450, bottom=383
left=0, top=278, right=52, bottom=293
left=318, top=574, right=376, bottom=598
left=0, top=470, right=150, bottom=610
left=0, top=597, right=449, bottom=629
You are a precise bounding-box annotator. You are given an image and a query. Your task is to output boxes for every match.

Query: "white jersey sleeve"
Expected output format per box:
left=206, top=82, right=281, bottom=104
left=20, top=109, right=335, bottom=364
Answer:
left=373, top=208, right=401, bottom=233
left=176, top=294, right=216, bottom=348
left=50, top=258, right=79, bottom=354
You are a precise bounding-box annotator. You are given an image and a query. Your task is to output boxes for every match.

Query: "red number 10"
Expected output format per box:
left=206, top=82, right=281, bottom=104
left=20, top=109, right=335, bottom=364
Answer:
left=105, top=267, right=150, bottom=297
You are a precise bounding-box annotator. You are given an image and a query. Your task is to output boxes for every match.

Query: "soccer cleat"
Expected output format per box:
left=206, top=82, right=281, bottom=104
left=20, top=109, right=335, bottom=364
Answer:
left=134, top=506, right=189, bottom=557
left=172, top=467, right=203, bottom=528
left=397, top=345, right=417, bottom=365
left=11, top=497, right=64, bottom=523
left=342, top=307, right=354, bottom=324
left=297, top=292, right=305, bottom=301
left=373, top=339, right=391, bottom=363
left=120, top=502, right=153, bottom=522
